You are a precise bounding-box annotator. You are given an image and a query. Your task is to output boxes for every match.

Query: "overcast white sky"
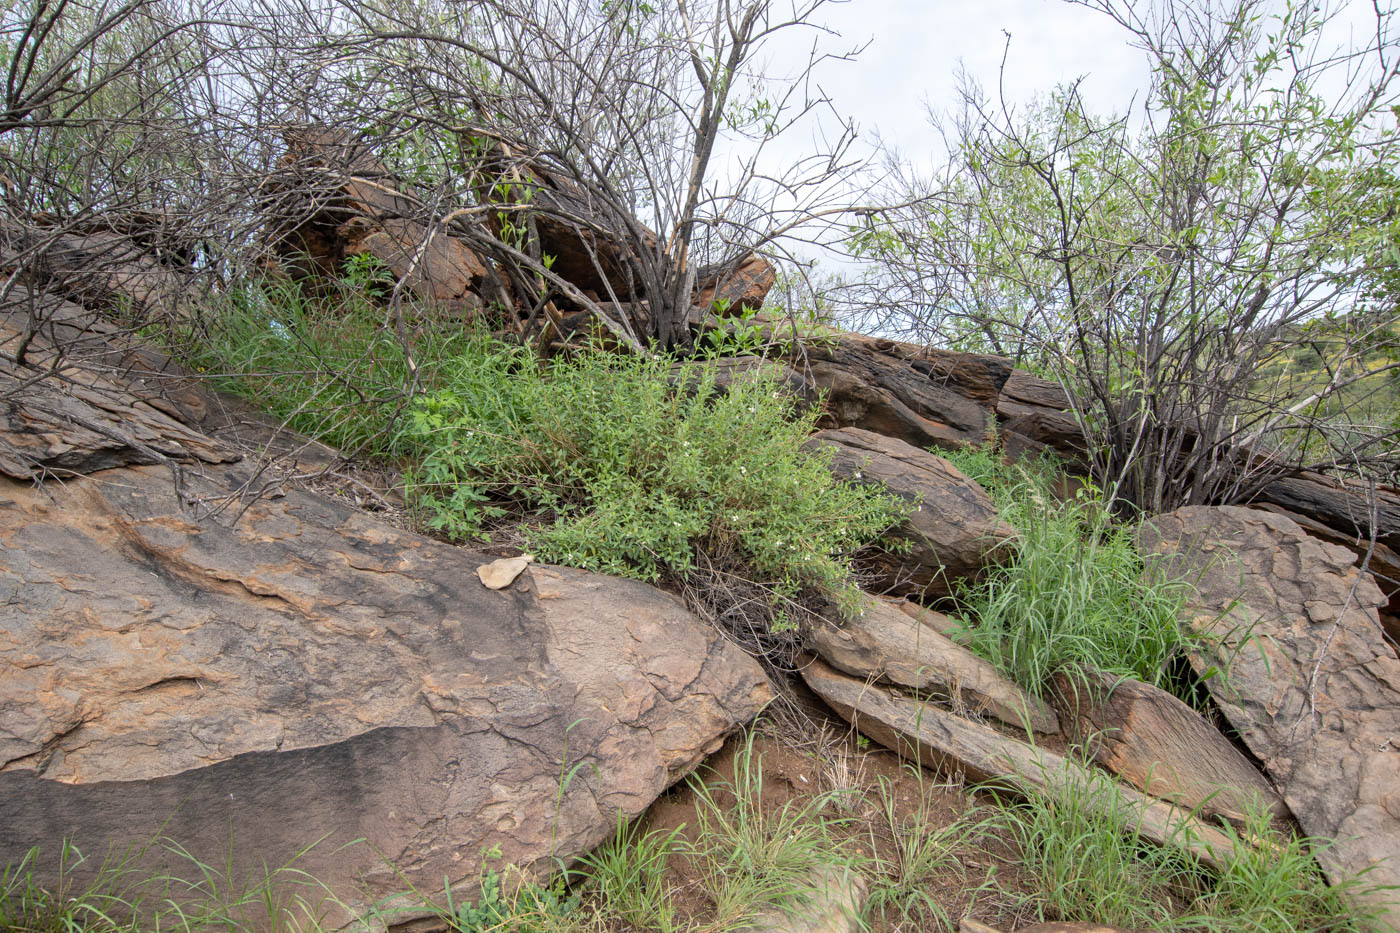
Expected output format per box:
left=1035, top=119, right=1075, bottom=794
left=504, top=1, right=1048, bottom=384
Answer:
left=742, top=0, right=1153, bottom=182
left=705, top=0, right=1395, bottom=266
left=768, top=1, right=1151, bottom=163
left=732, top=1, right=1393, bottom=182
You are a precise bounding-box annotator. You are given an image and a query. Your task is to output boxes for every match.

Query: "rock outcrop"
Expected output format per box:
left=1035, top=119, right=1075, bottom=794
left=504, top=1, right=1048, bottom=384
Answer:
left=805, top=427, right=1014, bottom=598
left=270, top=128, right=488, bottom=312
left=800, top=658, right=1235, bottom=871
left=1139, top=506, right=1400, bottom=926
left=799, top=336, right=1011, bottom=452
left=993, top=371, right=1086, bottom=467
left=0, top=460, right=770, bottom=928
left=1051, top=669, right=1291, bottom=829
left=807, top=599, right=1056, bottom=734
left=696, top=252, right=776, bottom=315
left=0, top=304, right=771, bottom=928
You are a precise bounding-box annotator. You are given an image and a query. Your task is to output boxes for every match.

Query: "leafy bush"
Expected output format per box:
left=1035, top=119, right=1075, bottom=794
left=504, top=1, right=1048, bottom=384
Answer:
left=942, top=448, right=1204, bottom=702
left=402, top=336, right=905, bottom=629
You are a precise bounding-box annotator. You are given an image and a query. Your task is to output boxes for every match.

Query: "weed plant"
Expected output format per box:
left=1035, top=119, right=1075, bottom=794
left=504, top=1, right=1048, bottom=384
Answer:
left=942, top=447, right=1206, bottom=702
left=401, top=335, right=905, bottom=629
left=177, top=273, right=471, bottom=458
left=993, top=763, right=1384, bottom=932
left=0, top=840, right=347, bottom=933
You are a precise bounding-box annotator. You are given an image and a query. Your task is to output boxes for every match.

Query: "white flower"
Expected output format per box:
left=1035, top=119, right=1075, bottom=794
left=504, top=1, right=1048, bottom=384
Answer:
left=853, top=471, right=863, bottom=480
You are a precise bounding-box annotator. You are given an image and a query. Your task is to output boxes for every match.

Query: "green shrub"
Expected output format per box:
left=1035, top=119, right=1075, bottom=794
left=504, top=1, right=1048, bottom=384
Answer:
left=942, top=448, right=1204, bottom=701
left=402, top=337, right=905, bottom=628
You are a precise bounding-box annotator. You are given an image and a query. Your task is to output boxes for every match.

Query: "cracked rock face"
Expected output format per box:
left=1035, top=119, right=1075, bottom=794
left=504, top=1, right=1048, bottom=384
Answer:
left=1139, top=506, right=1400, bottom=928
left=0, top=462, right=771, bottom=927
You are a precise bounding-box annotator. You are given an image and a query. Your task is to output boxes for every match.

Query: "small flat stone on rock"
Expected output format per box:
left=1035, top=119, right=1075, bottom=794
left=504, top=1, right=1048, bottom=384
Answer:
left=477, top=554, right=535, bottom=589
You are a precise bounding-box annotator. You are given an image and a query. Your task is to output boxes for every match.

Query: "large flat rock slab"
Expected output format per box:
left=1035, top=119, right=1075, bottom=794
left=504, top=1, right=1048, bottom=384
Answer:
left=1051, top=669, right=1290, bottom=830
left=1139, top=506, right=1400, bottom=927
left=0, top=461, right=770, bottom=927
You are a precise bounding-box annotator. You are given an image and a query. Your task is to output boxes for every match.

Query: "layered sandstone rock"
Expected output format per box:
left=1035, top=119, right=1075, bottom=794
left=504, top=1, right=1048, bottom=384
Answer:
left=1139, top=506, right=1400, bottom=927
left=805, top=427, right=1014, bottom=598
left=0, top=460, right=771, bottom=928
left=807, top=599, right=1056, bottom=734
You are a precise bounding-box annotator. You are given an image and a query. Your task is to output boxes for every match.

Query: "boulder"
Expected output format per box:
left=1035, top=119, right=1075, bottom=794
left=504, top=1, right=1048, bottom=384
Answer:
left=1050, top=669, right=1290, bottom=829
left=798, top=335, right=1011, bottom=452
left=271, top=128, right=488, bottom=311
left=0, top=460, right=770, bottom=928
left=696, top=252, right=776, bottom=315
left=0, top=291, right=348, bottom=483
left=994, top=371, right=1087, bottom=468
left=804, top=427, right=1014, bottom=598
left=0, top=319, right=240, bottom=480
left=800, top=658, right=1235, bottom=871
left=475, top=140, right=655, bottom=302
left=807, top=599, right=1057, bottom=734
left=1139, top=506, right=1400, bottom=927
left=741, top=864, right=867, bottom=933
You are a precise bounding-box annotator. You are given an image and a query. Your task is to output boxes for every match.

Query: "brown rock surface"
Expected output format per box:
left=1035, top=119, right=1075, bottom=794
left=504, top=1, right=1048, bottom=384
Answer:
left=994, top=371, right=1087, bottom=467
left=2, top=222, right=192, bottom=320
left=1139, top=506, right=1400, bottom=926
left=805, top=427, right=1014, bottom=598
left=0, top=460, right=770, bottom=927
left=1051, top=669, right=1290, bottom=829
left=1254, top=473, right=1400, bottom=553
left=801, top=658, right=1234, bottom=871
left=272, top=129, right=487, bottom=310
left=476, top=140, right=656, bottom=302
left=696, top=252, right=776, bottom=315
left=807, top=599, right=1056, bottom=734
left=1250, top=500, right=1400, bottom=634
left=800, top=335, right=1011, bottom=451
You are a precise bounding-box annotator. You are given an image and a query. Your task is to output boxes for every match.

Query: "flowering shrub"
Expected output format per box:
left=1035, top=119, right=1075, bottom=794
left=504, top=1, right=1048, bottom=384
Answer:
left=403, top=336, right=905, bottom=627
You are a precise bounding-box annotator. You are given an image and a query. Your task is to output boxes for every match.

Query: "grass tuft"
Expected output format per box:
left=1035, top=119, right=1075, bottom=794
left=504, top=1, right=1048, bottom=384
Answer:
left=175, top=274, right=471, bottom=459
left=942, top=447, right=1207, bottom=703
left=991, top=762, right=1386, bottom=932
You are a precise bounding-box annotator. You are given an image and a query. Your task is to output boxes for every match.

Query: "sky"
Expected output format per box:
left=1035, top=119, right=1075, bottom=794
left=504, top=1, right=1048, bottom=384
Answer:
left=713, top=0, right=1395, bottom=266
left=747, top=0, right=1154, bottom=180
